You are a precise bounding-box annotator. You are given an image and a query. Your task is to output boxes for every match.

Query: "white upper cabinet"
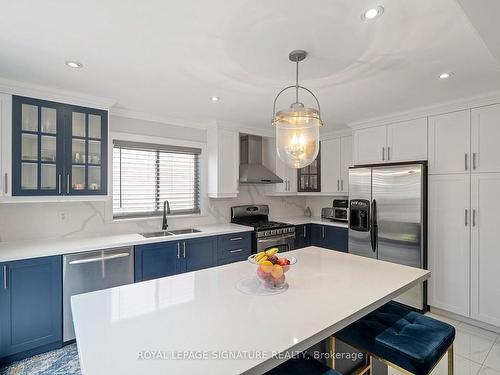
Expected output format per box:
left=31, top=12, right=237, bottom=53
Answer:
left=428, top=110, right=471, bottom=174
left=428, top=174, right=471, bottom=317
left=386, top=118, right=427, bottom=162
left=340, top=136, right=352, bottom=192
left=321, top=138, right=341, bottom=193
left=263, top=137, right=296, bottom=194
left=353, top=126, right=387, bottom=165
left=0, top=94, right=12, bottom=197
left=470, top=173, right=500, bottom=327
left=353, top=118, right=427, bottom=165
left=207, top=127, right=239, bottom=198
left=471, top=104, right=500, bottom=173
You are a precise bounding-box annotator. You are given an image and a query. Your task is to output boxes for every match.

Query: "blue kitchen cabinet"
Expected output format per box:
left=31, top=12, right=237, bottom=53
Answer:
left=134, top=241, right=182, bottom=282
left=310, top=224, right=348, bottom=252
left=217, top=232, right=251, bottom=265
left=0, top=256, right=62, bottom=365
left=294, top=224, right=311, bottom=249
left=183, top=236, right=217, bottom=272
left=12, top=95, right=108, bottom=196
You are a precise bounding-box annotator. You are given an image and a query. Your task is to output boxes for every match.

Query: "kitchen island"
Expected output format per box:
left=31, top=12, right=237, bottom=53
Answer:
left=72, top=247, right=429, bottom=375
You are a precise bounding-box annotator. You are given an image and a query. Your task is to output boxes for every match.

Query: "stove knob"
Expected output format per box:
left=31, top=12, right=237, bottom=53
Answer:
left=270, top=230, right=276, bottom=235
left=277, top=229, right=282, bottom=235
left=264, top=230, right=270, bottom=236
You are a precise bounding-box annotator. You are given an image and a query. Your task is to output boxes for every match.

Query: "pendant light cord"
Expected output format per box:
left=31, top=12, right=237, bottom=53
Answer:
left=295, top=60, right=299, bottom=103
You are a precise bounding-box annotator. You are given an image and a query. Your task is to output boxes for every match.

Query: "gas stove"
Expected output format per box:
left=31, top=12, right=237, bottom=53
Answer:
left=231, top=205, right=295, bottom=253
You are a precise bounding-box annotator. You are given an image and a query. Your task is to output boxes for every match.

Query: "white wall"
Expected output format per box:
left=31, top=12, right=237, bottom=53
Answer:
left=0, top=116, right=306, bottom=242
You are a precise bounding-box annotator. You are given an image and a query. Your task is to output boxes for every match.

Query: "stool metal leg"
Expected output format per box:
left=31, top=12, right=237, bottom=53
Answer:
left=448, top=344, right=454, bottom=375
left=330, top=336, right=336, bottom=369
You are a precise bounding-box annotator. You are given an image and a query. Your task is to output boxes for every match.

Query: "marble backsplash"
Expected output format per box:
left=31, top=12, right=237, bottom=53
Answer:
left=0, top=184, right=307, bottom=242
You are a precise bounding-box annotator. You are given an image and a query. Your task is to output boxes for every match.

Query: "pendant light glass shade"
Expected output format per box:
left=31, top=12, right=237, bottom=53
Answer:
left=275, top=103, right=321, bottom=168
left=272, top=50, right=324, bottom=169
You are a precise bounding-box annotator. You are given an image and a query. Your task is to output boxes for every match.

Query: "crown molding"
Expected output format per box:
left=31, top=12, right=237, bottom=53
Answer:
left=0, top=77, right=116, bottom=109
left=320, top=128, right=352, bottom=140
left=214, top=120, right=274, bottom=137
left=348, top=89, right=500, bottom=130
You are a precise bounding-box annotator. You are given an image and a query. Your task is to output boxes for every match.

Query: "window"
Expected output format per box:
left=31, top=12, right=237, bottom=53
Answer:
left=113, top=140, right=201, bottom=218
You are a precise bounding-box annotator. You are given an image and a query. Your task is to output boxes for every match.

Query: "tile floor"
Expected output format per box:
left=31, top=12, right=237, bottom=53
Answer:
left=387, top=312, right=500, bottom=375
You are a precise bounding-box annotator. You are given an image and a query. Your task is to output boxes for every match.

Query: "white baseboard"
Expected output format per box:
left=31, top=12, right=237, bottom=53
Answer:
left=430, top=306, right=500, bottom=334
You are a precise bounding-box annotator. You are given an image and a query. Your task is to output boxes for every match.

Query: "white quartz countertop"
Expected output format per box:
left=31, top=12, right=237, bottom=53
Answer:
left=0, top=223, right=253, bottom=263
left=273, top=216, right=348, bottom=228
left=72, top=247, right=429, bottom=375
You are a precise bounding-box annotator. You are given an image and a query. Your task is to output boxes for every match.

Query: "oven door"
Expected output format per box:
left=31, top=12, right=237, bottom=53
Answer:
left=257, top=233, right=295, bottom=253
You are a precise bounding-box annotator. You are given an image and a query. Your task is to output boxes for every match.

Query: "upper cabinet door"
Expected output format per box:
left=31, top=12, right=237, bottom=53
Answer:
left=66, top=106, right=108, bottom=195
left=353, top=126, right=387, bottom=165
left=386, top=118, right=427, bottom=162
left=428, top=110, right=471, bottom=174
left=471, top=104, right=500, bottom=173
left=340, top=136, right=352, bottom=192
left=321, top=138, right=341, bottom=193
left=12, top=96, right=63, bottom=196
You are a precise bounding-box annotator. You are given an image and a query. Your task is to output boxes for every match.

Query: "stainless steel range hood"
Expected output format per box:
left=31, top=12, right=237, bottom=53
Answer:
left=239, top=135, right=283, bottom=184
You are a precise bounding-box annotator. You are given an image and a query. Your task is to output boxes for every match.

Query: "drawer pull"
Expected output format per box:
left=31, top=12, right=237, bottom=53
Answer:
left=229, top=249, right=244, bottom=253
left=230, top=237, right=243, bottom=241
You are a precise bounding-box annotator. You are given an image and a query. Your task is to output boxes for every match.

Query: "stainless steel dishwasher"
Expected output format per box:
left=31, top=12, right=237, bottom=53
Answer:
left=63, top=246, right=134, bottom=342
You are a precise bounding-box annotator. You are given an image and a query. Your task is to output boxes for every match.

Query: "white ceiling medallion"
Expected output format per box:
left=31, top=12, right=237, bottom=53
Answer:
left=271, top=50, right=324, bottom=169
left=361, top=6, right=384, bottom=21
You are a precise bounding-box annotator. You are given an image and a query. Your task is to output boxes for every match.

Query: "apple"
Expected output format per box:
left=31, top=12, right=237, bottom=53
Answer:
left=276, top=258, right=290, bottom=266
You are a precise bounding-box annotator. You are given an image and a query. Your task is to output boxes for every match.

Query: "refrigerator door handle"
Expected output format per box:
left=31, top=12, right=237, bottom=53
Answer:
left=370, top=199, right=378, bottom=252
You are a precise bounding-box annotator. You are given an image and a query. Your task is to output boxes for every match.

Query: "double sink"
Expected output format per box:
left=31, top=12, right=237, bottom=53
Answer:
left=140, top=228, right=201, bottom=238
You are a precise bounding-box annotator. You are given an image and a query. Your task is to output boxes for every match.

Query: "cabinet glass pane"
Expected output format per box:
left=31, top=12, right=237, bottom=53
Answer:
left=72, top=139, right=86, bottom=163
left=41, top=164, right=56, bottom=190
left=309, top=160, right=317, bottom=174
left=88, top=166, right=101, bottom=191
left=22, top=134, right=38, bottom=160
left=89, top=114, right=101, bottom=139
left=21, top=163, right=38, bottom=190
left=41, top=107, right=56, bottom=134
left=72, top=112, right=86, bottom=137
left=21, top=104, right=38, bottom=131
left=310, top=175, right=317, bottom=189
left=41, top=136, right=56, bottom=162
left=88, top=140, right=101, bottom=165
left=72, top=166, right=86, bottom=190
left=300, top=176, right=307, bottom=190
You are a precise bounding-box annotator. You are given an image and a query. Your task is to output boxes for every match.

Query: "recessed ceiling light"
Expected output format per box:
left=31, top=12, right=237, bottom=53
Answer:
left=361, top=6, right=384, bottom=21
left=65, top=61, right=83, bottom=69
left=210, top=96, right=220, bottom=102
left=439, top=72, right=454, bottom=80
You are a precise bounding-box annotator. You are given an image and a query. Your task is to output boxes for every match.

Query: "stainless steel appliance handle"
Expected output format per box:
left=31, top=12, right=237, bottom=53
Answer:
left=68, top=253, right=130, bottom=265
left=67, top=174, right=70, bottom=194
left=370, top=200, right=378, bottom=252
left=465, top=154, right=468, bottom=171
left=465, top=209, right=468, bottom=226
left=473, top=153, right=476, bottom=170
left=2, top=265, right=7, bottom=289
left=230, top=237, right=243, bottom=241
left=337, top=180, right=340, bottom=191
left=183, top=242, right=186, bottom=258
left=4, top=173, right=7, bottom=195
left=473, top=209, right=476, bottom=227
left=382, top=147, right=385, bottom=161
left=229, top=248, right=244, bottom=253
left=387, top=146, right=390, bottom=160
left=58, top=174, right=62, bottom=194
left=258, top=234, right=295, bottom=242
left=177, top=243, right=181, bottom=259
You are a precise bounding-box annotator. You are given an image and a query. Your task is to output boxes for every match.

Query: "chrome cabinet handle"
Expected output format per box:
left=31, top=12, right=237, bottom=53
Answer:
left=341, top=179, right=344, bottom=191
left=387, top=146, right=391, bottom=160
left=67, top=174, right=70, bottom=194
left=303, top=225, right=306, bottom=237
left=337, top=180, right=340, bottom=191
left=230, top=237, right=243, bottom=241
left=382, top=147, right=385, bottom=161
left=473, top=153, right=477, bottom=170
left=473, top=209, right=476, bottom=227
left=322, top=226, right=325, bottom=239
left=2, top=266, right=7, bottom=289
left=465, top=209, right=468, bottom=226
left=177, top=243, right=181, bottom=259
left=4, top=173, right=7, bottom=195
left=58, top=174, right=62, bottom=194
left=183, top=242, right=186, bottom=258
left=229, top=248, right=243, bottom=253
left=465, top=154, right=468, bottom=171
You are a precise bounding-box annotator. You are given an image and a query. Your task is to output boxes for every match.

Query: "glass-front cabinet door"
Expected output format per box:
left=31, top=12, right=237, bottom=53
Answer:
left=12, top=96, right=107, bottom=196
left=12, top=97, right=63, bottom=195
left=297, top=148, right=321, bottom=192
left=66, top=107, right=107, bottom=195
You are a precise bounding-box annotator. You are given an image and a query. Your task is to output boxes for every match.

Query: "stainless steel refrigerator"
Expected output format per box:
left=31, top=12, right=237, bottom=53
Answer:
left=348, top=162, right=427, bottom=311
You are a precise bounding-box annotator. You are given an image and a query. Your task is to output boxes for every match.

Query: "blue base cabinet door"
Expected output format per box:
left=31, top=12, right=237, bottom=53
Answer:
left=310, top=224, right=348, bottom=252
left=135, top=241, right=181, bottom=282
left=0, top=256, right=62, bottom=364
left=294, top=224, right=311, bottom=249
left=310, top=224, right=326, bottom=248
left=183, top=237, right=217, bottom=272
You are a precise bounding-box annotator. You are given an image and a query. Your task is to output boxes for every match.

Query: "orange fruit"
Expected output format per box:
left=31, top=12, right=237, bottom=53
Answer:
left=259, top=260, right=273, bottom=273
left=271, top=264, right=284, bottom=279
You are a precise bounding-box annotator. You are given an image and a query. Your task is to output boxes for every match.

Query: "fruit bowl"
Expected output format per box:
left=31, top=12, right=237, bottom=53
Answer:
left=248, top=248, right=297, bottom=290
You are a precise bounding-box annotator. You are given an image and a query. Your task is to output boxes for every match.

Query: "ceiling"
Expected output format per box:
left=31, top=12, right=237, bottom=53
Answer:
left=0, top=0, right=499, bottom=131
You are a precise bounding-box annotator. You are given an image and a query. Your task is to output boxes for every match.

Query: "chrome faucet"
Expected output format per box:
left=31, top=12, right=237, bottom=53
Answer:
left=162, top=200, right=171, bottom=230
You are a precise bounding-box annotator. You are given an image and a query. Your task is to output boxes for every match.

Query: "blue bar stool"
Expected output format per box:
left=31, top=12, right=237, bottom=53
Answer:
left=265, top=353, right=342, bottom=375
left=334, top=303, right=455, bottom=375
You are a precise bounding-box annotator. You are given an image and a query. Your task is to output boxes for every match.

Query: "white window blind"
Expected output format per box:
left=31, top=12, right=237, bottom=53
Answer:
left=113, top=140, right=201, bottom=218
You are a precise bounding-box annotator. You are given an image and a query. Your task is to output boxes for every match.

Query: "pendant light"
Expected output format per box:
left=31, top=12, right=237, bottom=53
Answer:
left=272, top=50, right=323, bottom=169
